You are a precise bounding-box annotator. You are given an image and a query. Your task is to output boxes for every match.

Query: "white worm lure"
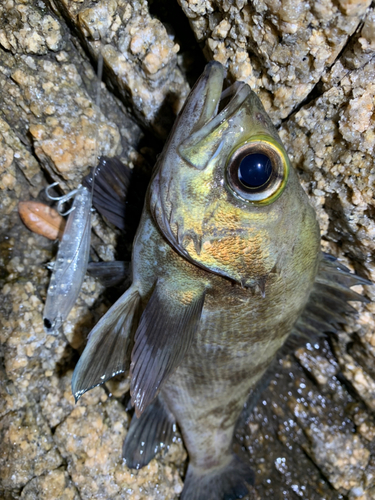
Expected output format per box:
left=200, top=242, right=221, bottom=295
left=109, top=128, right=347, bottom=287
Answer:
left=43, top=185, right=92, bottom=332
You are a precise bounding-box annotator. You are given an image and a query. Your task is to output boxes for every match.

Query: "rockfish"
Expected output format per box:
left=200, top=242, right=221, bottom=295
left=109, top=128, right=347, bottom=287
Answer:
left=71, top=62, right=370, bottom=500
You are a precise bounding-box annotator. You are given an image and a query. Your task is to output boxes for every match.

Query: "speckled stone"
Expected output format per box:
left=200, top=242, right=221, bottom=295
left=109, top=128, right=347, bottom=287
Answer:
left=0, top=405, right=63, bottom=494
left=0, top=1, right=143, bottom=191
left=20, top=468, right=80, bottom=500
left=0, top=118, right=41, bottom=194
left=1, top=0, right=375, bottom=499
left=55, top=0, right=191, bottom=137
left=178, top=0, right=371, bottom=123
left=53, top=388, right=185, bottom=500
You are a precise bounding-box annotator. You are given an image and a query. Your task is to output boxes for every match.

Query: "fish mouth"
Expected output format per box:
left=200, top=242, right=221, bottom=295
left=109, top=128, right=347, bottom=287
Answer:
left=177, top=62, right=251, bottom=170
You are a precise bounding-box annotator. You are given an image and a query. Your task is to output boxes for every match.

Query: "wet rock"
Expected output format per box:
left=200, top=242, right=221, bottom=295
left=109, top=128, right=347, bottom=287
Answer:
left=5, top=48, right=121, bottom=187
left=278, top=13, right=375, bottom=466
left=0, top=0, right=375, bottom=499
left=242, top=361, right=349, bottom=499
left=55, top=0, right=190, bottom=137
left=337, top=349, right=375, bottom=412
left=0, top=1, right=142, bottom=191
left=39, top=371, right=76, bottom=430
left=280, top=11, right=375, bottom=270
left=305, top=423, right=370, bottom=493
left=295, top=343, right=339, bottom=386
left=0, top=4, right=63, bottom=55
left=53, top=387, right=185, bottom=500
left=0, top=404, right=63, bottom=495
left=177, top=0, right=371, bottom=122
left=0, top=118, right=41, bottom=192
left=20, top=468, right=80, bottom=500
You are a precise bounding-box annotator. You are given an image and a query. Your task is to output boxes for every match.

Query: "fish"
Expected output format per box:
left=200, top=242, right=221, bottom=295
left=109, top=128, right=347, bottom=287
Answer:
left=71, top=61, right=371, bottom=500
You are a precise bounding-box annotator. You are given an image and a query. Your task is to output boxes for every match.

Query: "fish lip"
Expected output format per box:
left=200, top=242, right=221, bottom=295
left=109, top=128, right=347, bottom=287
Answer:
left=167, top=61, right=226, bottom=149
left=190, top=61, right=226, bottom=129
left=177, top=71, right=251, bottom=171
left=187, top=79, right=250, bottom=135
left=184, top=62, right=250, bottom=133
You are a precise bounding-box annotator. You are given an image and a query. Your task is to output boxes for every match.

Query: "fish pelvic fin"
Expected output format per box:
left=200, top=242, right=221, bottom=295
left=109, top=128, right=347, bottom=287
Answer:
left=123, top=395, right=176, bottom=469
left=181, top=453, right=254, bottom=500
left=130, top=280, right=206, bottom=417
left=71, top=285, right=140, bottom=402
left=292, top=252, right=372, bottom=343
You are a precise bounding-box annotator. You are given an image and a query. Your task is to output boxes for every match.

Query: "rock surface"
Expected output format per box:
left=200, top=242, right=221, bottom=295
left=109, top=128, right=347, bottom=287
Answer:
left=56, top=0, right=190, bottom=137
left=0, top=0, right=375, bottom=499
left=178, top=0, right=372, bottom=123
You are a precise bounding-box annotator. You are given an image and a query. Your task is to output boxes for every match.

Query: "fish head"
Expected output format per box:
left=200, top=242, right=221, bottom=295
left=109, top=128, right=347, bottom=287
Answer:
left=150, top=62, right=320, bottom=288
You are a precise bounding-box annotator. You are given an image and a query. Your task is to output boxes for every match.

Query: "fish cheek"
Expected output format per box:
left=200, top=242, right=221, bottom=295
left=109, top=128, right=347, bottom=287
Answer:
left=162, top=166, right=216, bottom=249
left=185, top=231, right=272, bottom=285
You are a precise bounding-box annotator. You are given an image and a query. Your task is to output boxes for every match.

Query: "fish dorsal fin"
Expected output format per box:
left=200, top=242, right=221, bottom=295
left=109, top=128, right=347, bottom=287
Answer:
left=292, top=253, right=371, bottom=341
left=130, top=280, right=206, bottom=417
left=71, top=286, right=140, bottom=401
left=83, top=156, right=132, bottom=230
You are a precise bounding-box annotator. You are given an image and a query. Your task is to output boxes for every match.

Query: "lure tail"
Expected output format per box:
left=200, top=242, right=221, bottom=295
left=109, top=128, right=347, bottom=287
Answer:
left=83, top=156, right=131, bottom=230
left=181, top=454, right=254, bottom=500
left=87, top=261, right=130, bottom=288
left=83, top=154, right=148, bottom=234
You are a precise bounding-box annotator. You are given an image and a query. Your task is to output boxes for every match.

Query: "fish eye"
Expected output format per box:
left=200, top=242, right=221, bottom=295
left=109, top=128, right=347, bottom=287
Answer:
left=238, top=153, right=272, bottom=188
left=226, top=136, right=289, bottom=204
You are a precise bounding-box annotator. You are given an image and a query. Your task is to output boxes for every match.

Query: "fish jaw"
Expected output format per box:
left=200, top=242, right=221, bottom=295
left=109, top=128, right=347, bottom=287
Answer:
left=166, top=61, right=225, bottom=150
left=150, top=62, right=320, bottom=289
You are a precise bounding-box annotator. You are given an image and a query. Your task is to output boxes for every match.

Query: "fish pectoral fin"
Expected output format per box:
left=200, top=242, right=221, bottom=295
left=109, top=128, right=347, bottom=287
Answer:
left=123, top=395, right=176, bottom=469
left=130, top=280, right=206, bottom=417
left=71, top=285, right=140, bottom=402
left=292, top=252, right=371, bottom=342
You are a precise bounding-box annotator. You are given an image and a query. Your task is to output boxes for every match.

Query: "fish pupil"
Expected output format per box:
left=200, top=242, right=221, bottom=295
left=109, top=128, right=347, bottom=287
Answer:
left=238, top=153, right=272, bottom=188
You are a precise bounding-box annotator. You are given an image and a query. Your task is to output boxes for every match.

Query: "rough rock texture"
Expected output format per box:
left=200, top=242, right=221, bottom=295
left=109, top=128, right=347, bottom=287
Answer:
left=0, top=1, right=143, bottom=191
left=178, top=0, right=372, bottom=123
left=55, top=0, right=190, bottom=137
left=0, top=0, right=375, bottom=499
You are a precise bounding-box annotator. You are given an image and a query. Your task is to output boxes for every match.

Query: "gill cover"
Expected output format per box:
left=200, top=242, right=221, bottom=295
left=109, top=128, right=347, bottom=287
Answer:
left=150, top=62, right=293, bottom=287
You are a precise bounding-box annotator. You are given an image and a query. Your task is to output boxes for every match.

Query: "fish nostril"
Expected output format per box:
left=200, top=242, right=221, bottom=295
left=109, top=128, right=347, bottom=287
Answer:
left=255, top=112, right=267, bottom=126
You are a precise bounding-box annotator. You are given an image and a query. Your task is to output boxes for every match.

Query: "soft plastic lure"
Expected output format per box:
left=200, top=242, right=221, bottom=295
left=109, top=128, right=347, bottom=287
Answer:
left=18, top=200, right=65, bottom=240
